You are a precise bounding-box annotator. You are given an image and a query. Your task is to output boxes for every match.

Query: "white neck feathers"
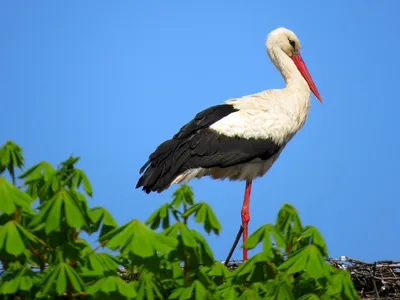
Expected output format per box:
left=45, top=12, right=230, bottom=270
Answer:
left=266, top=42, right=309, bottom=94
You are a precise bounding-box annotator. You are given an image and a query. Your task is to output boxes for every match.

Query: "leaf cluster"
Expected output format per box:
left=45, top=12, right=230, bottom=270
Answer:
left=0, top=140, right=359, bottom=299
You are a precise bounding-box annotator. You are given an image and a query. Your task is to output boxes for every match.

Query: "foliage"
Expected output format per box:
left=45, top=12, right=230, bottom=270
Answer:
left=0, top=140, right=359, bottom=299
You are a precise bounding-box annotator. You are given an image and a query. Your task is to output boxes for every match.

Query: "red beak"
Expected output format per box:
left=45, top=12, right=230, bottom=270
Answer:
left=291, top=53, right=322, bottom=102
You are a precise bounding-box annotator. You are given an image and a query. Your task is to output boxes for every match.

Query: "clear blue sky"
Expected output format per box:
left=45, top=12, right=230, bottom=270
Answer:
left=1, top=1, right=399, bottom=262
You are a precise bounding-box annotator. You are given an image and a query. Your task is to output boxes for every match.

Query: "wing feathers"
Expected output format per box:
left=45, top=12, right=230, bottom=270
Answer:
left=136, top=104, right=281, bottom=193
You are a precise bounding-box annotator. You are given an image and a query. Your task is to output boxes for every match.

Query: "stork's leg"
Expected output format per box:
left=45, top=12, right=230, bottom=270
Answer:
left=241, top=180, right=252, bottom=261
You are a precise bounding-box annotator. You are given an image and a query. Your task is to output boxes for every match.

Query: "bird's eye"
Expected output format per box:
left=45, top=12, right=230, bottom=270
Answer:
left=288, top=39, right=296, bottom=48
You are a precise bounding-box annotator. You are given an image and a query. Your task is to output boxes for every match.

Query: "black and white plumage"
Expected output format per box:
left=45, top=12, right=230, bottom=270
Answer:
left=136, top=103, right=283, bottom=193
left=135, top=27, right=322, bottom=261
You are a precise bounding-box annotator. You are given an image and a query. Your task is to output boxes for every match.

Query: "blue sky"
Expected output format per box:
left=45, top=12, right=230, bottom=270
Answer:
left=1, top=1, right=399, bottom=262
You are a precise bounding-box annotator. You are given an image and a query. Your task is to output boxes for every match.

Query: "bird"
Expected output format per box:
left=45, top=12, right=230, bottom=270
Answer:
left=136, top=27, right=322, bottom=261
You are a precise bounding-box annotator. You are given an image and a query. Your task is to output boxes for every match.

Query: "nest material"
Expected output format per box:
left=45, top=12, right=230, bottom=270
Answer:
left=224, top=256, right=400, bottom=300
left=328, top=256, right=400, bottom=299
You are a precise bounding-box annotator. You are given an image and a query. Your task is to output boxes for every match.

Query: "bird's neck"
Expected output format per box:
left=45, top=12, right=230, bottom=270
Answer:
left=266, top=45, right=311, bottom=131
left=268, top=46, right=310, bottom=96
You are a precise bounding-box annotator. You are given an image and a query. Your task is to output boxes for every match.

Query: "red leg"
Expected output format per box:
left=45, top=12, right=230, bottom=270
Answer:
left=241, top=180, right=252, bottom=261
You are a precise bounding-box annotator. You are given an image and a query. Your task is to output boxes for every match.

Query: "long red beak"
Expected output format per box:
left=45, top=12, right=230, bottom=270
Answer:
left=291, top=53, right=322, bottom=102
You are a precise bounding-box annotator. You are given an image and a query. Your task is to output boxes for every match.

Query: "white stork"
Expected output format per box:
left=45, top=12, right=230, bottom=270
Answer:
left=136, top=27, right=322, bottom=261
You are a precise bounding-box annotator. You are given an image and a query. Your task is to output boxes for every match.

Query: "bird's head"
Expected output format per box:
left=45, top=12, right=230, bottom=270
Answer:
left=266, top=27, right=322, bottom=102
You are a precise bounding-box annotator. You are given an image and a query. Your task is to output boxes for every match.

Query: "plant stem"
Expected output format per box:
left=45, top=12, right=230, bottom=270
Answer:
left=9, top=165, right=15, bottom=185
left=39, top=257, right=45, bottom=272
left=67, top=229, right=77, bottom=298
left=13, top=208, right=20, bottom=223
left=182, top=202, right=189, bottom=286
left=72, top=229, right=79, bottom=241
left=184, top=254, right=189, bottom=286
left=183, top=203, right=188, bottom=225
left=87, top=240, right=108, bottom=256
left=39, top=246, right=45, bottom=272
left=69, top=229, right=78, bottom=268
left=67, top=283, right=73, bottom=299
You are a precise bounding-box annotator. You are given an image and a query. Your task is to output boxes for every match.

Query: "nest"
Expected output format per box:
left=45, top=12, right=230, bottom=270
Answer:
left=224, top=256, right=400, bottom=299
left=328, top=256, right=400, bottom=299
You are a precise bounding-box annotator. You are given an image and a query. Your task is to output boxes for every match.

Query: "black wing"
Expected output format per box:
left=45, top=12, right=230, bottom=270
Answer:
left=136, top=104, right=281, bottom=193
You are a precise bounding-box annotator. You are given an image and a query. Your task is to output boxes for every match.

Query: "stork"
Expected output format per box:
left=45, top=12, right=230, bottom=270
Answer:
left=136, top=27, right=322, bottom=261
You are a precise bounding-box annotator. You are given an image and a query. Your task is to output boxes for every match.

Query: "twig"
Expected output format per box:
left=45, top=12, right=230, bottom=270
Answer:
left=372, top=262, right=380, bottom=299
left=327, top=256, right=400, bottom=298
left=87, top=240, right=108, bottom=256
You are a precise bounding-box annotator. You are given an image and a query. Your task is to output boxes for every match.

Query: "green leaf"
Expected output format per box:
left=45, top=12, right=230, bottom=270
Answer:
left=341, top=273, right=359, bottom=300
left=29, top=188, right=87, bottom=233
left=168, top=280, right=208, bottom=300
left=86, top=275, right=137, bottom=298
left=55, top=265, right=67, bottom=294
left=45, top=193, right=63, bottom=232
left=72, top=168, right=93, bottom=197
left=0, top=176, right=34, bottom=215
left=136, top=270, right=164, bottom=300
left=275, top=203, right=303, bottom=252
left=244, top=224, right=272, bottom=255
left=18, top=161, right=56, bottom=201
left=273, top=280, right=295, bottom=300
left=278, top=245, right=328, bottom=279
left=297, top=294, right=321, bottom=300
left=50, top=175, right=60, bottom=193
left=171, top=185, right=194, bottom=208
left=193, top=280, right=208, bottom=299
left=86, top=253, right=105, bottom=271
left=168, top=287, right=188, bottom=299
left=98, top=252, right=120, bottom=270
left=0, top=220, right=44, bottom=256
left=58, top=155, right=80, bottom=171
left=238, top=288, right=263, bottom=300
left=232, top=252, right=266, bottom=279
left=180, top=224, right=198, bottom=248
left=0, top=263, right=38, bottom=295
left=217, top=284, right=238, bottom=300
left=84, top=251, right=119, bottom=273
left=182, top=202, right=222, bottom=235
left=276, top=203, right=302, bottom=233
left=64, top=192, right=85, bottom=228
left=162, top=221, right=180, bottom=238
left=79, top=268, right=104, bottom=278
left=90, top=206, right=118, bottom=227
left=328, top=269, right=358, bottom=300
left=101, top=219, right=177, bottom=258
left=191, top=229, right=214, bottom=265
left=19, top=161, right=55, bottom=184
left=89, top=206, right=118, bottom=236
left=301, top=226, right=329, bottom=257
left=272, top=226, right=287, bottom=250
left=26, top=166, right=60, bottom=200
left=65, top=264, right=84, bottom=292
left=40, top=262, right=84, bottom=296
left=162, top=222, right=198, bottom=248
left=208, top=261, right=231, bottom=278
left=145, top=203, right=170, bottom=230
left=243, top=224, right=286, bottom=257
left=0, top=140, right=24, bottom=181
